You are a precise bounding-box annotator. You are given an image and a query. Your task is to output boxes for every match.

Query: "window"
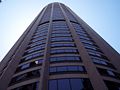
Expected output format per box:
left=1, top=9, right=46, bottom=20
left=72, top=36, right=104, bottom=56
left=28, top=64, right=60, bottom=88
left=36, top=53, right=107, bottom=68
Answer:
left=32, top=33, right=47, bottom=39
left=35, top=59, right=43, bottom=64
left=84, top=44, right=97, bottom=50
left=17, top=59, right=43, bottom=72
left=51, top=43, right=75, bottom=48
left=92, top=57, right=115, bottom=69
left=63, top=5, right=77, bottom=22
left=92, top=58, right=108, bottom=65
left=21, top=63, right=30, bottom=70
left=57, top=66, right=67, bottom=72
left=104, top=80, right=120, bottom=90
left=67, top=66, right=78, bottom=71
left=107, top=70, right=115, bottom=76
left=97, top=68, right=120, bottom=79
left=31, top=37, right=46, bottom=42
left=70, top=79, right=84, bottom=90
left=87, top=49, right=102, bottom=57
left=48, top=78, right=93, bottom=90
left=50, top=49, right=78, bottom=54
left=51, top=33, right=71, bottom=37
left=52, top=31, right=70, bottom=34
left=34, top=30, right=48, bottom=36
left=71, top=22, right=86, bottom=34
left=53, top=4, right=64, bottom=20
left=40, top=5, right=51, bottom=23
left=77, top=31, right=86, bottom=34
left=26, top=45, right=45, bottom=53
left=12, top=82, right=39, bottom=90
left=50, top=56, right=81, bottom=63
left=22, top=51, right=44, bottom=61
left=29, top=41, right=45, bottom=47
left=51, top=37, right=73, bottom=42
left=10, top=70, right=40, bottom=85
left=49, top=67, right=57, bottom=73
left=58, top=79, right=70, bottom=90
left=80, top=39, right=94, bottom=45
left=49, top=80, right=57, bottom=90
left=49, top=66, right=86, bottom=74
left=91, top=56, right=109, bottom=61
left=79, top=36, right=91, bottom=40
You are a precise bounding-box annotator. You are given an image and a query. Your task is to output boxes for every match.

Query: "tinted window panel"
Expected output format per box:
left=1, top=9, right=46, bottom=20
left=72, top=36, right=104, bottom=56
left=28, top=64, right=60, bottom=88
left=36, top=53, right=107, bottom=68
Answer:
left=49, top=80, right=57, bottom=90
left=57, top=66, right=67, bottom=72
left=58, top=79, right=70, bottom=90
left=70, top=79, right=84, bottom=90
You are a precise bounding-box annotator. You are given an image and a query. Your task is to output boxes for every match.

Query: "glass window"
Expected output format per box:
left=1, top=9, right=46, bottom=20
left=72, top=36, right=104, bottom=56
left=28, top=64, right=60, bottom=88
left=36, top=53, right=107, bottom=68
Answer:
left=50, top=56, right=81, bottom=63
left=67, top=66, right=78, bottom=71
left=12, top=82, right=39, bottom=90
left=16, top=74, right=27, bottom=81
left=100, top=60, right=108, bottom=65
left=27, top=45, right=45, bottom=53
left=97, top=68, right=120, bottom=79
left=49, top=66, right=85, bottom=74
left=21, top=63, right=30, bottom=70
left=49, top=67, right=57, bottom=73
left=78, top=66, right=85, bottom=72
left=51, top=43, right=75, bottom=48
left=35, top=59, right=43, bottom=64
left=23, top=51, right=44, bottom=61
left=107, top=70, right=115, bottom=76
left=57, top=66, right=67, bottom=72
left=50, top=49, right=78, bottom=54
left=48, top=78, right=93, bottom=90
left=70, top=79, right=84, bottom=90
left=10, top=70, right=40, bottom=85
left=51, top=37, right=73, bottom=42
left=48, top=80, right=57, bottom=90
left=53, top=4, right=64, bottom=20
left=104, top=80, right=120, bottom=90
left=58, top=79, right=70, bottom=90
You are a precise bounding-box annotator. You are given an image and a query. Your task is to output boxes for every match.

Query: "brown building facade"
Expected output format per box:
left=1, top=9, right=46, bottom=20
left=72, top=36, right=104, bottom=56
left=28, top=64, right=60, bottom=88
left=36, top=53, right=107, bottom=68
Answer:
left=0, top=2, right=120, bottom=90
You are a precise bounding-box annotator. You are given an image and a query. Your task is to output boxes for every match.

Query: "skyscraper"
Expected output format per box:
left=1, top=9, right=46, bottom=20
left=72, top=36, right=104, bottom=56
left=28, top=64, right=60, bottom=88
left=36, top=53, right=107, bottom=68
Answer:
left=0, top=2, right=120, bottom=90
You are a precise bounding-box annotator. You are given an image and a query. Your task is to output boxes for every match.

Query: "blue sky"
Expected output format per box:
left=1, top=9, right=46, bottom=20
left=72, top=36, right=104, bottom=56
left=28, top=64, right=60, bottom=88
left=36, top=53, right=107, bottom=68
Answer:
left=0, top=0, right=120, bottom=61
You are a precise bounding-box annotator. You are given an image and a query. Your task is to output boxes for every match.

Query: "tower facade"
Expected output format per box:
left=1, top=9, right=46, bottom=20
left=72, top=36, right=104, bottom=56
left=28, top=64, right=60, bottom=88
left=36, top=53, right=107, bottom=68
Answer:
left=0, top=2, right=120, bottom=90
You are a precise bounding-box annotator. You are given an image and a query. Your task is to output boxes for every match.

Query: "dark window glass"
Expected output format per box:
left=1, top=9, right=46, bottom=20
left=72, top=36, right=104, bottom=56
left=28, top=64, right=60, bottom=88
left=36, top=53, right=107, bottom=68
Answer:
left=12, top=82, right=39, bottom=90
left=107, top=70, right=115, bottom=76
left=48, top=78, right=93, bottom=90
left=21, top=63, right=30, bottom=70
left=35, top=59, right=43, bottom=64
left=104, top=80, right=120, bottom=90
left=49, top=66, right=85, bottom=74
left=51, top=37, right=73, bottom=42
left=50, top=49, right=78, bottom=54
left=78, top=66, right=85, bottom=72
left=49, top=67, right=57, bottom=73
left=53, top=4, right=64, bottom=20
left=57, top=66, right=67, bottom=72
left=70, top=79, right=84, bottom=90
left=51, top=43, right=75, bottom=48
left=10, top=70, right=40, bottom=85
left=22, top=51, right=44, bottom=61
left=67, top=66, right=78, bottom=71
left=58, top=79, right=70, bottom=90
left=50, top=56, right=81, bottom=63
left=40, top=5, right=51, bottom=23
left=97, top=68, right=120, bottom=79
left=48, top=80, right=57, bottom=90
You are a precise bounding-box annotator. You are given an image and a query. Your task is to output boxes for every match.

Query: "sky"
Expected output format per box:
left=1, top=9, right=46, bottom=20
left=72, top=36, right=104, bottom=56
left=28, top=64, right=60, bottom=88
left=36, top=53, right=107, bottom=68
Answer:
left=0, top=0, right=120, bottom=61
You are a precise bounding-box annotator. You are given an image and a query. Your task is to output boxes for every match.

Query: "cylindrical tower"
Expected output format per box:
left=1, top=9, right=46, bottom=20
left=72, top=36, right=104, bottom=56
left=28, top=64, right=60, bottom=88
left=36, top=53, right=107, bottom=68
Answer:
left=0, top=2, right=120, bottom=90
